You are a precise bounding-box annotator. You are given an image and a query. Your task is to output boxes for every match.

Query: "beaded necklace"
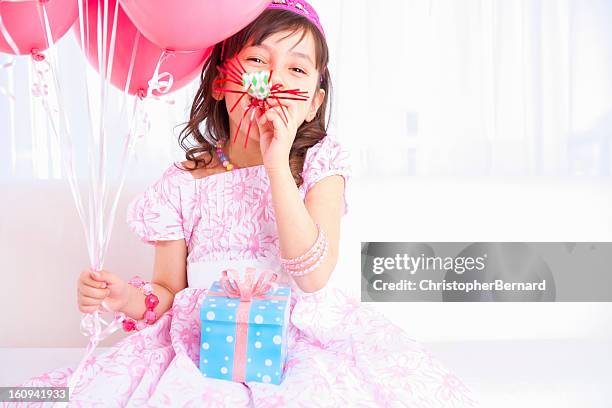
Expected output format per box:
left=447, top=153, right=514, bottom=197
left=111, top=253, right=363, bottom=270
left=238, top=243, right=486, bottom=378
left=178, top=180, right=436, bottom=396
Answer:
left=215, top=140, right=235, bottom=171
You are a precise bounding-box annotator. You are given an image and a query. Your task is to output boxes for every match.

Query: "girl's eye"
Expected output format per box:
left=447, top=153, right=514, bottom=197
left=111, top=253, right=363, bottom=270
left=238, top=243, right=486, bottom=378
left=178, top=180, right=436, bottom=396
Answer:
left=292, top=67, right=307, bottom=75
left=247, top=57, right=265, bottom=64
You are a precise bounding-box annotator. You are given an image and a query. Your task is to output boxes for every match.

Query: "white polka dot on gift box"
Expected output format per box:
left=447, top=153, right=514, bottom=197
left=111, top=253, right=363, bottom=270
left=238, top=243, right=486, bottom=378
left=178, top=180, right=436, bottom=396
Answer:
left=244, top=327, right=286, bottom=383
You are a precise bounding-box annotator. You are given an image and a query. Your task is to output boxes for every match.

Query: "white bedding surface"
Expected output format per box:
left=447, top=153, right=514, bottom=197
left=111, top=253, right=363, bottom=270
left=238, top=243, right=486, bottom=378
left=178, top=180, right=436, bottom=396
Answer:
left=1, top=339, right=610, bottom=408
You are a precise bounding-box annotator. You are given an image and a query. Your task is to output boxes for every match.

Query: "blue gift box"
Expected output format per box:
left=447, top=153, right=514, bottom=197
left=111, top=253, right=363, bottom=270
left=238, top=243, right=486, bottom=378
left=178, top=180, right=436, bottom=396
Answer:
left=199, top=279, right=291, bottom=385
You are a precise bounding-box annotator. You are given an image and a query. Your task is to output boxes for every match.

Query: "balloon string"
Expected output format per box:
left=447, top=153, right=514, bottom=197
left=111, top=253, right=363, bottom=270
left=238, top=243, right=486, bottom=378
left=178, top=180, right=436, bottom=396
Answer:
left=36, top=5, right=92, bottom=263
left=27, top=2, right=122, bottom=400
left=57, top=2, right=110, bottom=393
left=119, top=30, right=140, bottom=117
left=0, top=12, right=20, bottom=55
left=64, top=1, right=122, bottom=397
left=61, top=309, right=123, bottom=406
left=25, top=50, right=106, bottom=408
left=32, top=6, right=95, bottom=271
left=88, top=0, right=106, bottom=273
left=106, top=28, right=142, bottom=261
left=38, top=0, right=92, bottom=252
left=76, top=0, right=97, bottom=267
left=30, top=66, right=87, bottom=277
left=64, top=97, right=148, bottom=403
left=0, top=58, right=16, bottom=101
left=2, top=56, right=17, bottom=172
left=145, top=50, right=175, bottom=98
left=102, top=96, right=144, bottom=259
left=93, top=0, right=107, bottom=272
left=101, top=2, right=125, bottom=265
left=98, top=0, right=120, bottom=268
left=30, top=58, right=92, bottom=255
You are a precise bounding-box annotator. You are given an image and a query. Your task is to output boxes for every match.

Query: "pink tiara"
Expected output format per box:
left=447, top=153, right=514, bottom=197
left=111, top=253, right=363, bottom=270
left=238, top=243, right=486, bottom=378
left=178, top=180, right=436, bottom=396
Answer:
left=267, top=0, right=325, bottom=38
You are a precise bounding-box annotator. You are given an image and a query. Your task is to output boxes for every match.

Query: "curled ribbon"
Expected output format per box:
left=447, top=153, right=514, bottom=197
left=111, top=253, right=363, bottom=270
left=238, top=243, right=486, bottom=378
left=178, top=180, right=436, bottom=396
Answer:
left=60, top=278, right=123, bottom=406
left=144, top=50, right=175, bottom=99
left=63, top=309, right=123, bottom=399
left=220, top=267, right=278, bottom=302
left=29, top=53, right=60, bottom=111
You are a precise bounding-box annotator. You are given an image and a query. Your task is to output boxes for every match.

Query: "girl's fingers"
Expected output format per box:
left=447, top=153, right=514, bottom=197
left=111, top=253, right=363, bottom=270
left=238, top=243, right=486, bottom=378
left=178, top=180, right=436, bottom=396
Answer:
left=255, top=108, right=267, bottom=126
left=80, top=269, right=107, bottom=289
left=256, top=108, right=278, bottom=138
left=79, top=285, right=110, bottom=300
left=92, top=269, right=116, bottom=284
left=270, top=103, right=291, bottom=124
left=264, top=105, right=288, bottom=132
left=79, top=295, right=103, bottom=307
left=85, top=276, right=107, bottom=289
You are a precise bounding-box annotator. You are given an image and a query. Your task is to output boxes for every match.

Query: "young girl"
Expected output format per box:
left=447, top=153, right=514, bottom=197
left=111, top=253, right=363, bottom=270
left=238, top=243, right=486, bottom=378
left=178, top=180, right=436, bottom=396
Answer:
left=12, top=2, right=479, bottom=407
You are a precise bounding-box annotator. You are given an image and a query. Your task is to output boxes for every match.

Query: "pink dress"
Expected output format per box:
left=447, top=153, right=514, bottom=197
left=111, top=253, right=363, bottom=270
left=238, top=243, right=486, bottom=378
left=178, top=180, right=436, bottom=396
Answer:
left=6, top=136, right=480, bottom=407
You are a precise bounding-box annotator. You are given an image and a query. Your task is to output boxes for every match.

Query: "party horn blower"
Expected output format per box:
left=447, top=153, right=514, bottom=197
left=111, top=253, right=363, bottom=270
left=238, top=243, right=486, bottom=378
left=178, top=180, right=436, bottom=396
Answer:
left=213, top=55, right=309, bottom=148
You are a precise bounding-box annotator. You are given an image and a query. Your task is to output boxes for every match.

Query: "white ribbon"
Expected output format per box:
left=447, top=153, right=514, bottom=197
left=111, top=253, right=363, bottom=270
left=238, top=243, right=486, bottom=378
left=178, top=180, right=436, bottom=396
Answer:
left=145, top=50, right=175, bottom=98
left=0, top=6, right=20, bottom=55
left=0, top=58, right=16, bottom=101
left=66, top=310, right=124, bottom=390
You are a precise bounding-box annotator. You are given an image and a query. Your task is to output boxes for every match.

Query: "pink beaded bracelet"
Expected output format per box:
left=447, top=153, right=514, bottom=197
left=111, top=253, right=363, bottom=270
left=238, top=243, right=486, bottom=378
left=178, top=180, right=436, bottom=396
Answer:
left=282, top=231, right=326, bottom=272
left=280, top=223, right=329, bottom=277
left=284, top=238, right=329, bottom=277
left=280, top=223, right=325, bottom=265
left=115, top=276, right=159, bottom=332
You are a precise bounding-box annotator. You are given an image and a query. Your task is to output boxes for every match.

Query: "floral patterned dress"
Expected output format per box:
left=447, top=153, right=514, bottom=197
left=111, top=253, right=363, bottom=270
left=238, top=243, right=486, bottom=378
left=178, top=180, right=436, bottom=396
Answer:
left=6, top=136, right=480, bottom=407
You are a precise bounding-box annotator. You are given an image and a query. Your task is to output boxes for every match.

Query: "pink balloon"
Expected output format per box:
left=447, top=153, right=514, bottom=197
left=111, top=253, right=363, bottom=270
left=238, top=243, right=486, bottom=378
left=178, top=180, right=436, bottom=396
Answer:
left=119, top=0, right=270, bottom=52
left=0, top=0, right=78, bottom=55
left=73, top=0, right=211, bottom=97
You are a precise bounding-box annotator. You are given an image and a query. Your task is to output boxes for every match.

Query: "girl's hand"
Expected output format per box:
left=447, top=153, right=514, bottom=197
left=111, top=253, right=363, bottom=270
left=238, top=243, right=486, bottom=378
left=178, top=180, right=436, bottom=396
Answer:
left=77, top=268, right=128, bottom=313
left=256, top=103, right=298, bottom=172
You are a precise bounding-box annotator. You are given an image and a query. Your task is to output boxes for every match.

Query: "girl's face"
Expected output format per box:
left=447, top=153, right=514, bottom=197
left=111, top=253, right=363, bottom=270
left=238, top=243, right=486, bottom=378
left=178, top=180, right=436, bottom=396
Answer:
left=215, top=29, right=326, bottom=143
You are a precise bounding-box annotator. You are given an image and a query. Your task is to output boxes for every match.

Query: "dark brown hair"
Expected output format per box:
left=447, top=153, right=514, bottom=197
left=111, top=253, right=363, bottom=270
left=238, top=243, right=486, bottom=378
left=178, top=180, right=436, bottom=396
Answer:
left=176, top=8, right=331, bottom=187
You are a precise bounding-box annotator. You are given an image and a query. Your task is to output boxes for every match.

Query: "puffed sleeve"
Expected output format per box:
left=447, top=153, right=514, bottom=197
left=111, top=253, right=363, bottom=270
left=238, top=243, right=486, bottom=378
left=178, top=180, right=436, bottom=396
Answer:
left=126, top=164, right=186, bottom=245
left=300, top=136, right=352, bottom=216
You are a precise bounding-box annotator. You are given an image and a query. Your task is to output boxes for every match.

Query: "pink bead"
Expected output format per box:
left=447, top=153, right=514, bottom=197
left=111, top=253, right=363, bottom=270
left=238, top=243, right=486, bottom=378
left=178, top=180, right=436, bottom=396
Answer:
left=128, top=276, right=145, bottom=287
left=143, top=310, right=156, bottom=324
left=142, top=283, right=153, bottom=295
left=135, top=321, right=147, bottom=331
left=145, top=293, right=159, bottom=309
left=122, top=319, right=136, bottom=332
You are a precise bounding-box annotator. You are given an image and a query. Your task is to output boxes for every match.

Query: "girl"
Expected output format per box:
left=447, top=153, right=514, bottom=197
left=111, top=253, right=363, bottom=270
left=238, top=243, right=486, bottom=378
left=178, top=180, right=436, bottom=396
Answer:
left=12, top=2, right=480, bottom=407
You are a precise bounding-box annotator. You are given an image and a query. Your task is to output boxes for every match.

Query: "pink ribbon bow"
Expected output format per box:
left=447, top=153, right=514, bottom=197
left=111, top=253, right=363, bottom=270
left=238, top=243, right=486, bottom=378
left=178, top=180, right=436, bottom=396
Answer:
left=220, top=267, right=278, bottom=302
